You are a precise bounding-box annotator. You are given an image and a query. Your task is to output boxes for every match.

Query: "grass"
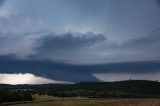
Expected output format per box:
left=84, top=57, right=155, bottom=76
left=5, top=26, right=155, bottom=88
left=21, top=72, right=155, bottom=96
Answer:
left=2, top=95, right=160, bottom=106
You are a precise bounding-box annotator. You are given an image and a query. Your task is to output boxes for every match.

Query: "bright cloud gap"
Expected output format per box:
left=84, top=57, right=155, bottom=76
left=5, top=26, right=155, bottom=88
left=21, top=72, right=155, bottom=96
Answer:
left=0, top=73, right=72, bottom=85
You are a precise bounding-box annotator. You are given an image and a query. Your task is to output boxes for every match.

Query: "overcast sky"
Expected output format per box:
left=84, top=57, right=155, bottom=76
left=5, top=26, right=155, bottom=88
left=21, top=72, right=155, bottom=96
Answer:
left=0, top=0, right=160, bottom=84
left=0, top=0, right=160, bottom=64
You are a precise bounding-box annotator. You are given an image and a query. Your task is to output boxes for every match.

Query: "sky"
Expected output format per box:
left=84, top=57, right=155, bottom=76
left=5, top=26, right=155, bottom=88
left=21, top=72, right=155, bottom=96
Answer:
left=0, top=0, right=160, bottom=84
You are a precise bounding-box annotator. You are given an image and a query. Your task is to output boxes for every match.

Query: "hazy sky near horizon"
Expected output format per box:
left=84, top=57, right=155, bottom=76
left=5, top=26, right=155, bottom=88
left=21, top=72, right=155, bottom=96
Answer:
left=0, top=0, right=160, bottom=64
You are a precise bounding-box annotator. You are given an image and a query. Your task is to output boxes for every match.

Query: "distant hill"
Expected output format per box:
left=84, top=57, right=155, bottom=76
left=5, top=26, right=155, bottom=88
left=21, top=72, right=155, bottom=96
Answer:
left=1, top=80, right=160, bottom=98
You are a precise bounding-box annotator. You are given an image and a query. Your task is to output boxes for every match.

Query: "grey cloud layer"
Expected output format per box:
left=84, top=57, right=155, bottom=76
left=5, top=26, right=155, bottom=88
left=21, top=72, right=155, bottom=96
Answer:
left=0, top=0, right=160, bottom=64
left=0, top=56, right=160, bottom=82
left=99, top=30, right=160, bottom=62
left=37, top=32, right=106, bottom=50
left=0, top=30, right=160, bottom=64
left=28, top=29, right=160, bottom=64
left=124, top=31, right=160, bottom=50
left=0, top=0, right=4, bottom=7
left=106, top=30, right=160, bottom=52
left=30, top=32, right=107, bottom=63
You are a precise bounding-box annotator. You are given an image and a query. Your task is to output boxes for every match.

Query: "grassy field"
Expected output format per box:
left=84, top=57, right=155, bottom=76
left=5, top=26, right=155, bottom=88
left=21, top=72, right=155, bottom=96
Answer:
left=2, top=95, right=160, bottom=106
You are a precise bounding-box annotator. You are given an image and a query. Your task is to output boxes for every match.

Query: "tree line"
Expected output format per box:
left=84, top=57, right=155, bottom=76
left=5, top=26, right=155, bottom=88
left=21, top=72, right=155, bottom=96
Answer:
left=1, top=80, right=160, bottom=103
left=0, top=89, right=33, bottom=103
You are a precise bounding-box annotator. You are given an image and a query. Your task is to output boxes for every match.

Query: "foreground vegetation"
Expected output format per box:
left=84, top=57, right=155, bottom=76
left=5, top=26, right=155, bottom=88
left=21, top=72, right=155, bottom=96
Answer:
left=1, top=80, right=160, bottom=105
left=3, top=95, right=160, bottom=106
left=0, top=89, right=33, bottom=103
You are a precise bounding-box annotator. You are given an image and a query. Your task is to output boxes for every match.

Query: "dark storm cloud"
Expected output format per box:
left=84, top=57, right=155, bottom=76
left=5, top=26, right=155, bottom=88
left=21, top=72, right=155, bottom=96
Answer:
left=36, top=32, right=106, bottom=50
left=0, top=55, right=160, bottom=82
left=151, top=28, right=160, bottom=33
left=156, top=0, right=160, bottom=5
left=1, top=0, right=160, bottom=84
left=0, top=0, right=4, bottom=7
left=29, top=32, right=107, bottom=63
left=93, top=30, right=160, bottom=63
left=0, top=0, right=160, bottom=64
left=0, top=28, right=160, bottom=64
left=105, top=30, right=160, bottom=52
left=117, top=30, right=160, bottom=53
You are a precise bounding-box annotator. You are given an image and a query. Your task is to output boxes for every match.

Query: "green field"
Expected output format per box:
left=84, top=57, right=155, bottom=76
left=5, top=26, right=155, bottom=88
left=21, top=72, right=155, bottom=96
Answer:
left=2, top=95, right=160, bottom=106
